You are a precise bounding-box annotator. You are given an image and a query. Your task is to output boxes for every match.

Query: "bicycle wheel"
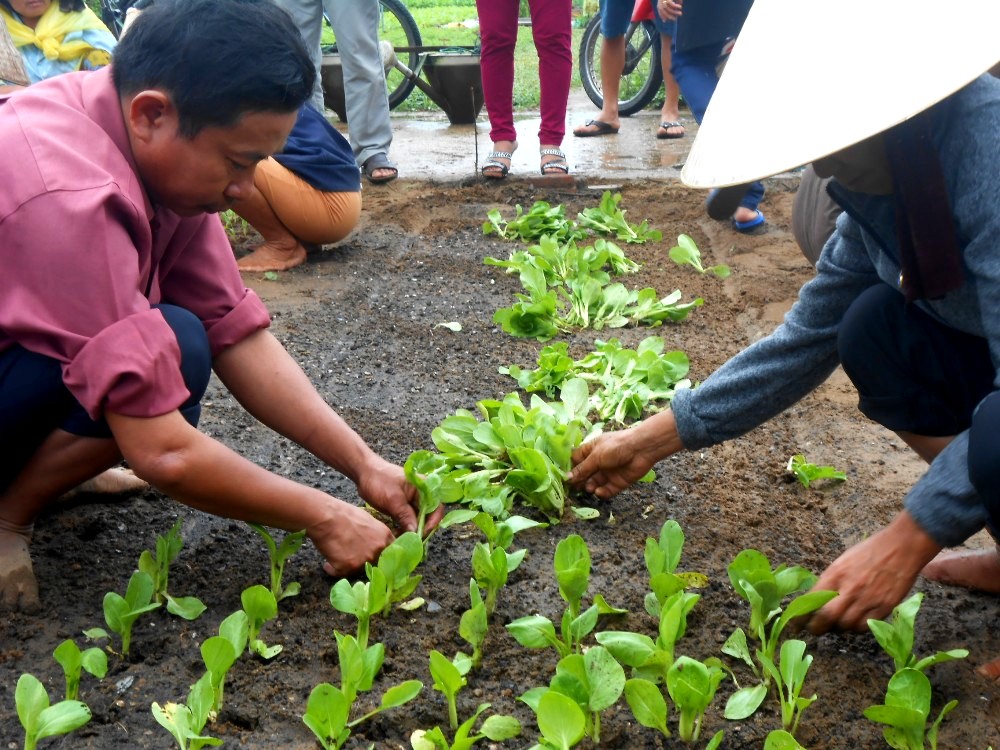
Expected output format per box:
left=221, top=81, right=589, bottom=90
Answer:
left=579, top=15, right=663, bottom=117
left=378, top=0, right=422, bottom=110
left=324, top=0, right=422, bottom=110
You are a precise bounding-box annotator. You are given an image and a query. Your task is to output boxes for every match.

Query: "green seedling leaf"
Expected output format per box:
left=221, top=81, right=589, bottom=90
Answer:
left=459, top=580, right=488, bottom=669
left=201, top=635, right=239, bottom=715
left=623, top=678, right=670, bottom=737
left=765, top=729, right=808, bottom=750
left=569, top=507, right=600, bottom=520
left=867, top=592, right=968, bottom=673
left=430, top=650, right=466, bottom=730
left=668, top=233, right=730, bottom=278
left=151, top=673, right=222, bottom=750
left=864, top=667, right=958, bottom=750
left=302, top=683, right=351, bottom=750
left=16, top=673, right=92, bottom=750
left=786, top=454, right=846, bottom=488
left=667, top=655, right=724, bottom=743
left=241, top=584, right=282, bottom=659
left=533, top=689, right=587, bottom=750
left=53, top=639, right=107, bottom=701
left=103, top=570, right=162, bottom=657
left=436, top=321, right=462, bottom=331
left=724, top=683, right=768, bottom=720
left=249, top=524, right=306, bottom=602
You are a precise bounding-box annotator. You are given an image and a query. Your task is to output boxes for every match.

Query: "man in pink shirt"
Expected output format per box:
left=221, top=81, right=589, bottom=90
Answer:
left=0, top=0, right=433, bottom=610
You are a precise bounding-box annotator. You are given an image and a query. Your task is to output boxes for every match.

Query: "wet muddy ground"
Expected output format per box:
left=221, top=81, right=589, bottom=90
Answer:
left=2, top=178, right=998, bottom=749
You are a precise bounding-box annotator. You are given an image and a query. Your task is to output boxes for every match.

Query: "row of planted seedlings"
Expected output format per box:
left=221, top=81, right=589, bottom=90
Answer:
left=13, top=192, right=967, bottom=749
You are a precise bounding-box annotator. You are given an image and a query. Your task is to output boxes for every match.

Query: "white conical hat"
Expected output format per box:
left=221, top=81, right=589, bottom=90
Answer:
left=681, top=0, right=1000, bottom=188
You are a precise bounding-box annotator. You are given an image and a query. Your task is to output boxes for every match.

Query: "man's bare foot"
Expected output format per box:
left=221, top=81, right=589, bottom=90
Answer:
left=978, top=654, right=1000, bottom=679
left=0, top=525, right=39, bottom=612
left=61, top=467, right=148, bottom=501
left=237, top=240, right=307, bottom=272
left=921, top=546, right=1000, bottom=593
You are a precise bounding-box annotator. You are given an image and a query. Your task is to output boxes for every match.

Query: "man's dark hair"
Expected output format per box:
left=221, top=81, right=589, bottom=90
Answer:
left=112, top=0, right=315, bottom=137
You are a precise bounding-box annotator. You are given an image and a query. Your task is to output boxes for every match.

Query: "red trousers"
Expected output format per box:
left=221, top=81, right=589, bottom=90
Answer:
left=475, top=0, right=572, bottom=145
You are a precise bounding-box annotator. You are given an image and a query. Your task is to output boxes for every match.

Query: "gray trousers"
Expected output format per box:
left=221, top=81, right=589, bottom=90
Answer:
left=274, top=0, right=394, bottom=167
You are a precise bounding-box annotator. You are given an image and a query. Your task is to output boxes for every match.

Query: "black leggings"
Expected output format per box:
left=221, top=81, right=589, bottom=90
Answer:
left=0, top=305, right=212, bottom=491
left=838, top=284, right=1000, bottom=533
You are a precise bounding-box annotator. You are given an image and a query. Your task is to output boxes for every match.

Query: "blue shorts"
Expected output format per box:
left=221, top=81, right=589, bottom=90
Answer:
left=599, top=0, right=674, bottom=39
left=0, top=305, right=211, bottom=491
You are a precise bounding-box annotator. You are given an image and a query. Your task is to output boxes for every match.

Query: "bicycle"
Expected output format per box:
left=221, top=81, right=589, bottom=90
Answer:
left=578, top=0, right=663, bottom=117
left=97, top=0, right=422, bottom=111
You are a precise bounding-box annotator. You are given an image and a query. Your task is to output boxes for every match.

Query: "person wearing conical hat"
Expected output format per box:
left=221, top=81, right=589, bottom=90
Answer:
left=570, top=0, right=1000, bottom=678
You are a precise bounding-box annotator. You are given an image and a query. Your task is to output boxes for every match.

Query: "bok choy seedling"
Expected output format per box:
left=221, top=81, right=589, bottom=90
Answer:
left=302, top=679, right=423, bottom=750
left=668, top=233, right=730, bottom=278
left=52, top=638, right=107, bottom=701
left=240, top=584, right=282, bottom=659
left=576, top=191, right=663, bottom=244
left=666, top=655, right=725, bottom=745
left=151, top=672, right=221, bottom=750
left=96, top=570, right=162, bottom=657
left=864, top=667, right=957, bottom=750
left=410, top=702, right=521, bottom=750
left=786, top=454, right=847, bottom=488
left=520, top=646, right=625, bottom=744
left=138, top=519, right=206, bottom=621
left=248, top=524, right=306, bottom=603
left=867, top=592, right=968, bottom=673
left=643, top=519, right=709, bottom=616
left=722, top=549, right=836, bottom=720
left=200, top=611, right=247, bottom=715
left=405, top=385, right=595, bottom=522
left=15, top=673, right=92, bottom=750
left=482, top=201, right=586, bottom=243
left=507, top=534, right=625, bottom=658
left=429, top=649, right=471, bottom=730
left=758, top=639, right=817, bottom=737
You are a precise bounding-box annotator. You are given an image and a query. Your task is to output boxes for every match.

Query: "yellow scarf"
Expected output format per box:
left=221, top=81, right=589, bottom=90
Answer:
left=2, top=3, right=112, bottom=67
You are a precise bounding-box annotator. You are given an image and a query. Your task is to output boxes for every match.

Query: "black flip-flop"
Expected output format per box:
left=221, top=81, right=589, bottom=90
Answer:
left=656, top=120, right=686, bottom=139
left=361, top=153, right=398, bottom=184
left=573, top=119, right=619, bottom=137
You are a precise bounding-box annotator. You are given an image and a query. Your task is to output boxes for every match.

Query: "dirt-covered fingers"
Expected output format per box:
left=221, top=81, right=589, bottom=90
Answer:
left=311, top=500, right=396, bottom=579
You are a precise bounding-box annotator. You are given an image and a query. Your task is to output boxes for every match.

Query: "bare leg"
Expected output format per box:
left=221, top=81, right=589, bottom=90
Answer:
left=657, top=35, right=684, bottom=138
left=574, top=36, right=624, bottom=135
left=232, top=188, right=307, bottom=272
left=0, top=430, right=123, bottom=611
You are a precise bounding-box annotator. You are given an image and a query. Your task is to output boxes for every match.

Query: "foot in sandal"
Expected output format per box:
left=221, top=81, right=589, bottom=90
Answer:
left=540, top=146, right=569, bottom=176
left=482, top=140, right=517, bottom=179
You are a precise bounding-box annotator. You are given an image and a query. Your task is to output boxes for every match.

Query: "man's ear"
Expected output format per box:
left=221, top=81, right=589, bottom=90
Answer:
left=126, top=90, right=177, bottom=145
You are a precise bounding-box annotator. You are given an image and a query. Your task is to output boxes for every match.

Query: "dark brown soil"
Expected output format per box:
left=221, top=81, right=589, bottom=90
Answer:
left=2, top=178, right=998, bottom=750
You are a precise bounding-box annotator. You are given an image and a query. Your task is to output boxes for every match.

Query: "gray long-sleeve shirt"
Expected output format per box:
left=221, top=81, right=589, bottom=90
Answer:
left=670, top=74, right=1000, bottom=547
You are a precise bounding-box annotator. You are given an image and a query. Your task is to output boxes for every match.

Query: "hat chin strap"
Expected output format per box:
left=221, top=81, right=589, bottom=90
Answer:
left=884, top=112, right=964, bottom=302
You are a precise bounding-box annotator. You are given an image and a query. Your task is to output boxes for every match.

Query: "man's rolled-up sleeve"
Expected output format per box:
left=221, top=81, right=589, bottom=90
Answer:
left=62, top=309, right=188, bottom=420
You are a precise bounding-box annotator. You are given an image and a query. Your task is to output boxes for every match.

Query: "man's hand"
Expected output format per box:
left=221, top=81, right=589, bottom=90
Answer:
left=307, top=498, right=399, bottom=578
left=569, top=410, right=684, bottom=499
left=356, top=456, right=443, bottom=535
left=0, top=522, right=39, bottom=612
left=805, top=511, right=943, bottom=634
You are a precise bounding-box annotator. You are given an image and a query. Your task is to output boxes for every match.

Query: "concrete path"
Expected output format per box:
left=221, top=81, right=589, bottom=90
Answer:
left=332, top=88, right=695, bottom=185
